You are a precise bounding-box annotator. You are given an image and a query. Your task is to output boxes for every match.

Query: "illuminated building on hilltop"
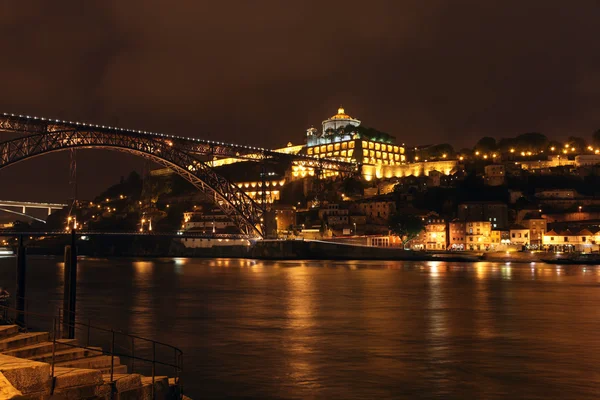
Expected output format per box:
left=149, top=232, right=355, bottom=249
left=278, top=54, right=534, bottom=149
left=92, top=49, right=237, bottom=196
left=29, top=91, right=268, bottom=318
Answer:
left=301, top=107, right=456, bottom=181
left=304, top=106, right=405, bottom=166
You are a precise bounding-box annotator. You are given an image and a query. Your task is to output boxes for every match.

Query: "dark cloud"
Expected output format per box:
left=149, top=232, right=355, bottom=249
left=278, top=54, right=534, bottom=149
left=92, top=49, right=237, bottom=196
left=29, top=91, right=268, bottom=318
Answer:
left=1, top=0, right=600, bottom=203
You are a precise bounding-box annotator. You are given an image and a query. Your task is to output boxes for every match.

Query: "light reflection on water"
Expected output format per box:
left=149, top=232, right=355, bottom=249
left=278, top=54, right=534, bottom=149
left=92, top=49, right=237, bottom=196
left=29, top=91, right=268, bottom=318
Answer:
left=0, top=257, right=599, bottom=399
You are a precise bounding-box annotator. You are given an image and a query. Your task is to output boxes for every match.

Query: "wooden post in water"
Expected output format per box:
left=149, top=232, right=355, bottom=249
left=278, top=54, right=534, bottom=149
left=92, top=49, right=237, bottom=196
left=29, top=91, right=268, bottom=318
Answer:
left=68, top=230, right=77, bottom=339
left=62, top=231, right=78, bottom=339
left=15, top=235, right=26, bottom=326
left=62, top=244, right=72, bottom=338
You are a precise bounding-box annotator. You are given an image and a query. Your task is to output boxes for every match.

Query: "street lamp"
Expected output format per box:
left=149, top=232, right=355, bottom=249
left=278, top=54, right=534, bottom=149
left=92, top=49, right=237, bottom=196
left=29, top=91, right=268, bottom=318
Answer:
left=353, top=222, right=357, bottom=235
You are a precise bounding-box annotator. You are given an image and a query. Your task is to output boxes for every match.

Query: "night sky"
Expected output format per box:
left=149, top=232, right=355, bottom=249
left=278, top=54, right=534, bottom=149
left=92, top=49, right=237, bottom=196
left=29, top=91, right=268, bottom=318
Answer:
left=1, top=1, right=599, bottom=204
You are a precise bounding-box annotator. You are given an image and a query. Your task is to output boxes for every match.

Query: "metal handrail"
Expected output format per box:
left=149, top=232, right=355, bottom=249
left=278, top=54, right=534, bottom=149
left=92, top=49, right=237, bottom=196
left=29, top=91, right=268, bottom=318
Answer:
left=0, top=304, right=183, bottom=399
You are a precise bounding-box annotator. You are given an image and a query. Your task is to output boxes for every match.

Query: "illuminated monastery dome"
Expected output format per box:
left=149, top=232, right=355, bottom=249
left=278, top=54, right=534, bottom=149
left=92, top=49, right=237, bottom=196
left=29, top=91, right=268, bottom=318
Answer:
left=322, top=106, right=361, bottom=133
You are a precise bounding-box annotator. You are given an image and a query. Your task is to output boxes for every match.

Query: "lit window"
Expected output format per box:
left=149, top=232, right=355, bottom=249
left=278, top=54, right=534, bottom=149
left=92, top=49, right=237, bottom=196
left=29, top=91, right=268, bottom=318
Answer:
left=342, top=142, right=347, bottom=149
left=375, top=143, right=381, bottom=151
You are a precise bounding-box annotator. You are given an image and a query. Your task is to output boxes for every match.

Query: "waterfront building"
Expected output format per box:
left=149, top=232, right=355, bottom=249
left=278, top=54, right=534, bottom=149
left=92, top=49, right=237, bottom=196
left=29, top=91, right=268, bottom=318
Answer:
left=509, top=224, right=530, bottom=246
left=465, top=221, right=492, bottom=251
left=367, top=236, right=391, bottom=247
left=180, top=236, right=250, bottom=248
left=458, top=202, right=509, bottom=230
left=318, top=204, right=349, bottom=227
left=449, top=221, right=466, bottom=250
left=491, top=229, right=510, bottom=248
left=542, top=229, right=598, bottom=252
left=182, top=209, right=236, bottom=232
left=425, top=219, right=447, bottom=250
left=523, top=217, right=547, bottom=246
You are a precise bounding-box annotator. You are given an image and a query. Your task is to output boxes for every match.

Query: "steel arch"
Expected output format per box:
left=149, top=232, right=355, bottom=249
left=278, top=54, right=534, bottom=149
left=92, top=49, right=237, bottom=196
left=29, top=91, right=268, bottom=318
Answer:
left=0, top=129, right=264, bottom=237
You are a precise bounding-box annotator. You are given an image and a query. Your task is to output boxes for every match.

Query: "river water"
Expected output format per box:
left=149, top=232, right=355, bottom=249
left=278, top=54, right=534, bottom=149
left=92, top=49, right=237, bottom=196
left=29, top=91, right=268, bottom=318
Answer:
left=0, top=256, right=598, bottom=399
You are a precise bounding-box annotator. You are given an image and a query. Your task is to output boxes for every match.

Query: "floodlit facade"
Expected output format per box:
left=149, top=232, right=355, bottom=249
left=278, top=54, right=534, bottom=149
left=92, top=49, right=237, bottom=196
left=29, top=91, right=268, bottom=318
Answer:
left=542, top=229, right=598, bottom=252
left=425, top=219, right=447, bottom=250
left=509, top=224, right=530, bottom=246
left=465, top=221, right=492, bottom=250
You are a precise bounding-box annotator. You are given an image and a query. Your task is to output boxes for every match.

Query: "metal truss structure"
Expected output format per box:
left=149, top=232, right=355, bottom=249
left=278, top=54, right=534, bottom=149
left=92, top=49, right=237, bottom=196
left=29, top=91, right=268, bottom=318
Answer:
left=0, top=114, right=265, bottom=237
left=173, top=138, right=358, bottom=174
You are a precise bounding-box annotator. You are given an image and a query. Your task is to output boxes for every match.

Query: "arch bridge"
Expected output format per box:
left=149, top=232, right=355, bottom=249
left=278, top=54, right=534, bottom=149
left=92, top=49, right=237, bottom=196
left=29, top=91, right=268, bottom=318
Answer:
left=0, top=113, right=358, bottom=237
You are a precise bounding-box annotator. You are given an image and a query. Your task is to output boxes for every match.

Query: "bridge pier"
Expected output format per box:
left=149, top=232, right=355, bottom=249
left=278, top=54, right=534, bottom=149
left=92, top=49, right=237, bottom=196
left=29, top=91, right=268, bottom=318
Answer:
left=62, top=231, right=78, bottom=339
left=15, top=235, right=26, bottom=326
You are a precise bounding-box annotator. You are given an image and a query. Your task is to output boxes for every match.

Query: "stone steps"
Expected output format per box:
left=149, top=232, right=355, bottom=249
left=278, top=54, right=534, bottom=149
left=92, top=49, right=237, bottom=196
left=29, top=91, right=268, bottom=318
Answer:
left=31, top=346, right=103, bottom=364
left=99, top=364, right=128, bottom=375
left=53, top=366, right=103, bottom=390
left=103, top=373, right=142, bottom=392
left=0, top=331, right=49, bottom=352
left=56, top=354, right=122, bottom=370
left=0, top=354, right=51, bottom=396
left=51, top=366, right=111, bottom=399
left=3, top=338, right=77, bottom=358
left=0, top=324, right=19, bottom=340
left=0, top=326, right=183, bottom=399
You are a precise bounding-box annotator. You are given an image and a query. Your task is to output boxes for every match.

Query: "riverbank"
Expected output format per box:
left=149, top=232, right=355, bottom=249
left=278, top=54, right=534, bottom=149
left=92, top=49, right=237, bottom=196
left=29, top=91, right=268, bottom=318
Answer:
left=13, top=238, right=587, bottom=264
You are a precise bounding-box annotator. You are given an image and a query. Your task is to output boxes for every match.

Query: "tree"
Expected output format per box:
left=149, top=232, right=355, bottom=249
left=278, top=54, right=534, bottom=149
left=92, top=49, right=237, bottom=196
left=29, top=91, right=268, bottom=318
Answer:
left=426, top=143, right=455, bottom=158
left=515, top=132, right=548, bottom=151
left=388, top=212, right=425, bottom=248
left=567, top=136, right=587, bottom=152
left=593, top=129, right=600, bottom=146
left=497, top=138, right=517, bottom=153
left=475, top=137, right=497, bottom=152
